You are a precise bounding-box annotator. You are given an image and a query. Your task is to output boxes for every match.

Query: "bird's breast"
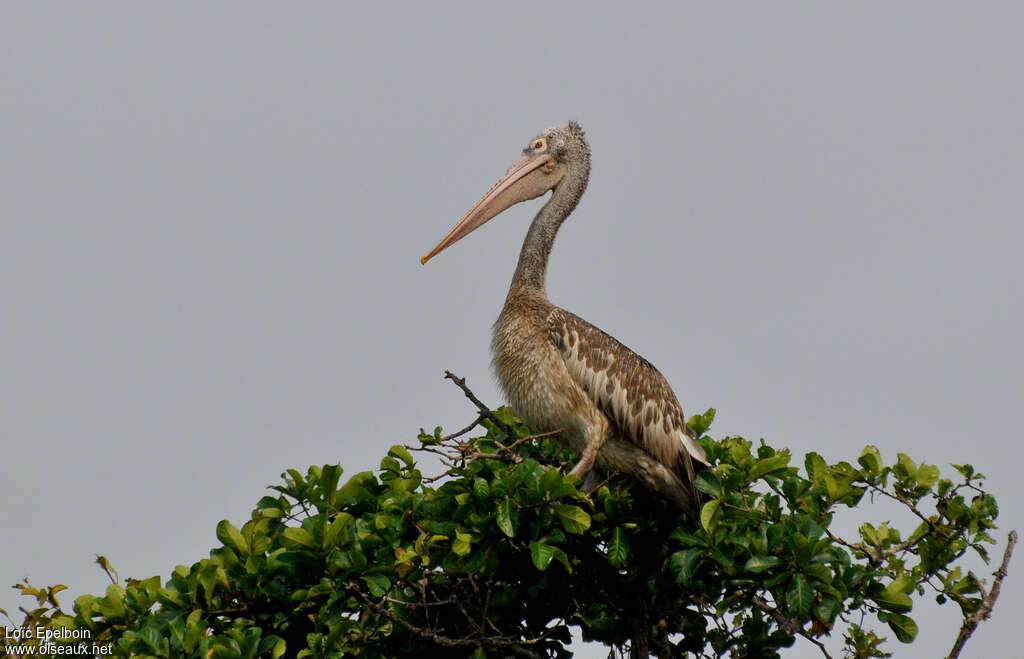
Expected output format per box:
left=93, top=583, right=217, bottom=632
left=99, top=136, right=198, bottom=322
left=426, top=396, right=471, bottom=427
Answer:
left=491, top=303, right=595, bottom=454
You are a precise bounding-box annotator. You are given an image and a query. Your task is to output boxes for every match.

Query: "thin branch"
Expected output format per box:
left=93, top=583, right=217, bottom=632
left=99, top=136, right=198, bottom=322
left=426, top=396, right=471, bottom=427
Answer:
left=752, top=595, right=833, bottom=659
left=440, top=415, right=486, bottom=442
left=863, top=482, right=955, bottom=541
left=352, top=588, right=546, bottom=658
left=383, top=595, right=457, bottom=608
left=945, top=529, right=1017, bottom=659
left=205, top=605, right=250, bottom=616
left=444, top=371, right=518, bottom=438
left=501, top=428, right=563, bottom=449
left=824, top=528, right=923, bottom=567
left=354, top=589, right=478, bottom=648
left=415, top=421, right=563, bottom=482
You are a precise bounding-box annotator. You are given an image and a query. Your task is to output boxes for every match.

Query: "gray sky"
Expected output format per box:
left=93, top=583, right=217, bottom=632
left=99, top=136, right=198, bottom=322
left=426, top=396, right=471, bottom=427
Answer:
left=2, top=3, right=1021, bottom=657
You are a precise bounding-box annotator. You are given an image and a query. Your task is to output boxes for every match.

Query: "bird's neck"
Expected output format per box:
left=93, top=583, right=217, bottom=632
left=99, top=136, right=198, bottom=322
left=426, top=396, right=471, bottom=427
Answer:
left=508, top=162, right=589, bottom=297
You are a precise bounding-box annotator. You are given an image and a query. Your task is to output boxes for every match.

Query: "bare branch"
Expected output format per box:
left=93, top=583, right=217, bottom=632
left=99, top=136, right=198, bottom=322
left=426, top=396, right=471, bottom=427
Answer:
left=444, top=371, right=519, bottom=438
left=946, top=530, right=1017, bottom=659
left=440, top=416, right=486, bottom=442
left=352, top=588, right=547, bottom=658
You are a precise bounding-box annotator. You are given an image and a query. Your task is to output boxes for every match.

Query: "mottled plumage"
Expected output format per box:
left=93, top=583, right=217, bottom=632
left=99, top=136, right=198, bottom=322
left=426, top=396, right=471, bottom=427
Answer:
left=424, top=121, right=707, bottom=515
left=547, top=307, right=707, bottom=487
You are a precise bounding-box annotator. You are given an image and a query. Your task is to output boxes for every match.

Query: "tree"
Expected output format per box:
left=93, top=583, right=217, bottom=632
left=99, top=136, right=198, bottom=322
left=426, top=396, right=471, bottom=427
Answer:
left=3, top=374, right=1014, bottom=659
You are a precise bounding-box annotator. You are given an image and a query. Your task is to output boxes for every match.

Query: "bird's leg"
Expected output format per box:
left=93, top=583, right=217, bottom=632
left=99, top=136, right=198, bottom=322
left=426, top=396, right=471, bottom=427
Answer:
left=569, top=442, right=599, bottom=478
left=569, top=426, right=607, bottom=481
left=573, top=446, right=598, bottom=476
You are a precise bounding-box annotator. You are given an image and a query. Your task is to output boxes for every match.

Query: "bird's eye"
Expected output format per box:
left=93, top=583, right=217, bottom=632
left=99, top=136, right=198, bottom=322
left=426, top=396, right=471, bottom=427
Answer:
left=531, top=138, right=547, bottom=152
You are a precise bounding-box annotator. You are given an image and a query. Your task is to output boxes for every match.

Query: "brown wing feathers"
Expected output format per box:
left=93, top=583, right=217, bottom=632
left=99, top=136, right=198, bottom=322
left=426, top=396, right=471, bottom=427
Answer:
left=547, top=308, right=708, bottom=491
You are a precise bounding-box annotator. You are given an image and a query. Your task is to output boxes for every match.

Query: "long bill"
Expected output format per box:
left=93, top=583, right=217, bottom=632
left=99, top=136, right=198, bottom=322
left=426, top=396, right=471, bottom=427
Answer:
left=421, top=152, right=560, bottom=264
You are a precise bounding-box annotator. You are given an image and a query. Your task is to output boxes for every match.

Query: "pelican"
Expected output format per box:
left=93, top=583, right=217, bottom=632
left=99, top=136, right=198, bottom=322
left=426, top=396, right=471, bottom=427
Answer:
left=422, top=121, right=708, bottom=515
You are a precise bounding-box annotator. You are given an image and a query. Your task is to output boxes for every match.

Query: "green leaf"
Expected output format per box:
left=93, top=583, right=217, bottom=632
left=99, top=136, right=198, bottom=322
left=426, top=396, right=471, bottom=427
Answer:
left=183, top=610, right=204, bottom=653
left=668, top=549, right=701, bottom=584
left=814, top=595, right=841, bottom=624
left=419, top=428, right=442, bottom=445
left=744, top=555, right=781, bottom=573
left=871, top=583, right=913, bottom=613
left=886, top=612, right=918, bottom=642
left=607, top=527, right=630, bottom=567
left=857, top=445, right=883, bottom=476
left=282, top=527, right=317, bottom=549
left=687, top=408, right=716, bottom=436
left=137, top=627, right=162, bottom=653
left=495, top=499, right=516, bottom=537
left=216, top=520, right=248, bottom=555
left=886, top=575, right=915, bottom=594
left=670, top=528, right=704, bottom=547
left=552, top=504, right=591, bottom=534
left=916, top=463, right=939, bottom=489
left=452, top=530, right=472, bottom=557
left=361, top=574, right=390, bottom=597
left=805, top=452, right=828, bottom=482
left=324, top=512, right=354, bottom=547
left=265, top=636, right=286, bottom=659
left=694, top=470, right=723, bottom=498
left=800, top=517, right=826, bottom=543
left=285, top=468, right=306, bottom=488
left=473, top=477, right=490, bottom=500
left=551, top=546, right=573, bottom=573
left=319, top=464, right=343, bottom=502
left=748, top=453, right=790, bottom=481
left=824, top=472, right=854, bottom=501
left=805, top=563, right=833, bottom=582
left=786, top=574, right=813, bottom=618
left=387, top=444, right=414, bottom=467
left=953, top=463, right=974, bottom=478
left=539, top=466, right=562, bottom=494
left=700, top=499, right=720, bottom=533
left=896, top=453, right=917, bottom=479
left=530, top=541, right=556, bottom=570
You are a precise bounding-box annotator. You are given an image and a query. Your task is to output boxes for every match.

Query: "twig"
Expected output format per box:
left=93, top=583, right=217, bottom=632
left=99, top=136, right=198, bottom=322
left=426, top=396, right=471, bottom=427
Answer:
left=863, top=482, right=955, bottom=541
left=440, top=415, right=486, bottom=442
left=95, top=555, right=118, bottom=585
left=945, top=529, right=1017, bottom=659
left=824, top=528, right=922, bottom=567
left=752, top=595, right=833, bottom=659
left=383, top=595, right=457, bottom=608
left=444, top=371, right=518, bottom=438
left=354, top=589, right=478, bottom=648
left=467, top=429, right=564, bottom=464
left=352, top=588, right=545, bottom=657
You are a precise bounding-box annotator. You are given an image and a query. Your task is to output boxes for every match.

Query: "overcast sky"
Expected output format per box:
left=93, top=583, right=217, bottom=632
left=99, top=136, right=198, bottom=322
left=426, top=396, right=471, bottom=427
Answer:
left=2, top=3, right=1021, bottom=657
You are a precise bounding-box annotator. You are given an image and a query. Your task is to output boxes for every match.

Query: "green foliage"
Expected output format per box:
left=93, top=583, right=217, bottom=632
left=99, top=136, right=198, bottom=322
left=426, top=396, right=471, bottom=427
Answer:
left=3, top=407, right=1003, bottom=658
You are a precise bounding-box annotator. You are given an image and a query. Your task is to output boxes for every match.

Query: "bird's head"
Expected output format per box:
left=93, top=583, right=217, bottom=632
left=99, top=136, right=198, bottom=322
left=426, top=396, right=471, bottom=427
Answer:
left=421, top=121, right=590, bottom=264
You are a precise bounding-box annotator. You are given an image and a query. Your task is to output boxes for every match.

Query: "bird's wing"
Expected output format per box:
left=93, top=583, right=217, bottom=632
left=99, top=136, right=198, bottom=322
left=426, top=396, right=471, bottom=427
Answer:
left=546, top=307, right=709, bottom=485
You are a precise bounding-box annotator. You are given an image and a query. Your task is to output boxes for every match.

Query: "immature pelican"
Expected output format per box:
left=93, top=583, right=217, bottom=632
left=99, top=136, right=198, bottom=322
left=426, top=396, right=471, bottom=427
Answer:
left=423, top=122, right=708, bottom=515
